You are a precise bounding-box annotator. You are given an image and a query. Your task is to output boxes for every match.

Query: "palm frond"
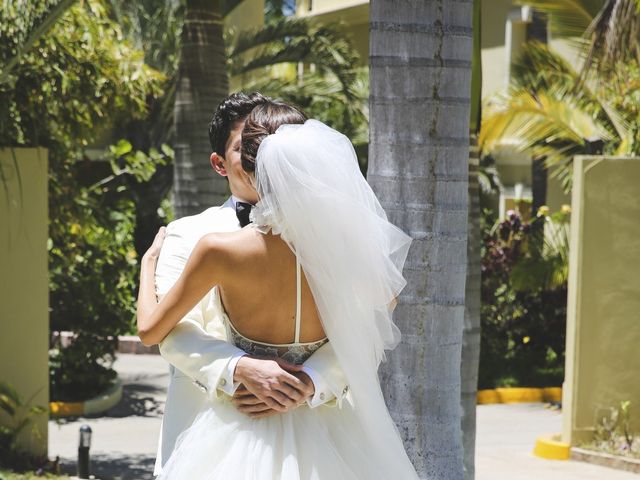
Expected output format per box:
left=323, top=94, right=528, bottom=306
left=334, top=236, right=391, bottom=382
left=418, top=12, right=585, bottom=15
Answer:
left=582, top=0, right=640, bottom=76
left=228, top=16, right=364, bottom=142
left=511, top=41, right=580, bottom=92
left=228, top=17, right=311, bottom=58
left=480, top=87, right=612, bottom=191
left=517, top=0, right=595, bottom=38
left=0, top=382, right=21, bottom=417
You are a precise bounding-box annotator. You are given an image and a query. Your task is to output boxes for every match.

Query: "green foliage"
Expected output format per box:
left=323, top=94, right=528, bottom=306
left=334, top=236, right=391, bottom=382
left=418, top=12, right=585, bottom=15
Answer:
left=0, top=0, right=76, bottom=85
left=227, top=17, right=368, bottom=169
left=0, top=383, right=47, bottom=471
left=583, top=400, right=639, bottom=459
left=49, top=140, right=171, bottom=401
left=479, top=208, right=569, bottom=389
left=0, top=1, right=165, bottom=401
left=107, top=0, right=184, bottom=147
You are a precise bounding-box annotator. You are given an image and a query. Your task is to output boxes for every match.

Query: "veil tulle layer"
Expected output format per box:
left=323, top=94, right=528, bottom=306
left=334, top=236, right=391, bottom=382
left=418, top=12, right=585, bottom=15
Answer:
left=250, top=119, right=418, bottom=478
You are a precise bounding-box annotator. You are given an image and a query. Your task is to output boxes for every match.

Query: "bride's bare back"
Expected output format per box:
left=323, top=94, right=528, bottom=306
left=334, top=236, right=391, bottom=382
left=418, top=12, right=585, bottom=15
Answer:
left=214, top=226, right=326, bottom=345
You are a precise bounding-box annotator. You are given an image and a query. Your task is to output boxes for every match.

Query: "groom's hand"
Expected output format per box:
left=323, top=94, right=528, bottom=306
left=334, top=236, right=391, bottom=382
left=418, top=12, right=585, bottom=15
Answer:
left=233, top=356, right=313, bottom=413
left=232, top=370, right=315, bottom=418
left=232, top=386, right=279, bottom=418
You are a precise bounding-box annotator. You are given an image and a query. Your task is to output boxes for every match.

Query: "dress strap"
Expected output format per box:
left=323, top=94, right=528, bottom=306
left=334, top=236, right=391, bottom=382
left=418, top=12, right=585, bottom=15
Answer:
left=294, top=254, right=302, bottom=343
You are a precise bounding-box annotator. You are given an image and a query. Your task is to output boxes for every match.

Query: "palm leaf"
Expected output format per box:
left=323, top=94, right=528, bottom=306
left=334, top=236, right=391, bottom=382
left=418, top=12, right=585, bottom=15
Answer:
left=511, top=41, right=581, bottom=92
left=582, top=0, right=640, bottom=76
left=227, top=17, right=310, bottom=57
left=227, top=16, right=364, bottom=140
left=480, top=87, right=612, bottom=190
left=517, top=0, right=595, bottom=38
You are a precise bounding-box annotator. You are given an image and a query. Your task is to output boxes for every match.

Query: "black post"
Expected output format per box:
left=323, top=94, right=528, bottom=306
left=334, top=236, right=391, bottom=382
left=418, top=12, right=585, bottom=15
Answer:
left=77, top=424, right=92, bottom=479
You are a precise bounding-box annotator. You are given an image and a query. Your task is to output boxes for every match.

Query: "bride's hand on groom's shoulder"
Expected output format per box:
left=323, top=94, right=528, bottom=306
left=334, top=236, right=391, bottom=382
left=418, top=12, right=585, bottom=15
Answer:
left=232, top=356, right=314, bottom=417
left=142, top=226, right=167, bottom=263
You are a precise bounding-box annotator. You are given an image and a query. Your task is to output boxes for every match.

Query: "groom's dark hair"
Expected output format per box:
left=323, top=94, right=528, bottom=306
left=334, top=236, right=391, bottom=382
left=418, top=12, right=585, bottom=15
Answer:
left=208, top=92, right=271, bottom=157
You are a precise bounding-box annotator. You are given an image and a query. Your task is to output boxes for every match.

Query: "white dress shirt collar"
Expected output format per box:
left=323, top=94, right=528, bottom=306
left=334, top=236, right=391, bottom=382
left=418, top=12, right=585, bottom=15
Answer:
left=229, top=195, right=254, bottom=209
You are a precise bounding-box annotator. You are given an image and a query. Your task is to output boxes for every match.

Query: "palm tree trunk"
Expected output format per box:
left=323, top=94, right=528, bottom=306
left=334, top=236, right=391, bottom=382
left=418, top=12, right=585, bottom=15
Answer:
left=462, top=137, right=481, bottom=480
left=461, top=4, right=482, bottom=478
left=528, top=11, right=548, bottom=216
left=368, top=1, right=473, bottom=478
left=173, top=0, right=229, bottom=218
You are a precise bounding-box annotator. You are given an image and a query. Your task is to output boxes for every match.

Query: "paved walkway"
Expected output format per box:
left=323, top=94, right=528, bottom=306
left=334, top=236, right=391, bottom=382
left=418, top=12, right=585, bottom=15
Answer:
left=49, top=354, right=167, bottom=479
left=476, top=403, right=639, bottom=480
left=49, top=354, right=638, bottom=479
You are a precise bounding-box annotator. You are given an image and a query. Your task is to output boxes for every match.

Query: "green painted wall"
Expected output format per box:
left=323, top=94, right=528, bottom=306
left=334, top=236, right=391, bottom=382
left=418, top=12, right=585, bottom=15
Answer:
left=0, top=148, right=49, bottom=456
left=562, top=156, right=640, bottom=444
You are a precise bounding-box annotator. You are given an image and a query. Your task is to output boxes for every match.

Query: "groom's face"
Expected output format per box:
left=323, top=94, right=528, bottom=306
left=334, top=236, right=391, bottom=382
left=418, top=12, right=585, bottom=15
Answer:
left=210, top=119, right=258, bottom=204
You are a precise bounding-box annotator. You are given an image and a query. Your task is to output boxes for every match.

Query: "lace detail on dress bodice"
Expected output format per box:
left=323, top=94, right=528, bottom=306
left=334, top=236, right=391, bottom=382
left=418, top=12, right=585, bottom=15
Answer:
left=225, top=320, right=328, bottom=365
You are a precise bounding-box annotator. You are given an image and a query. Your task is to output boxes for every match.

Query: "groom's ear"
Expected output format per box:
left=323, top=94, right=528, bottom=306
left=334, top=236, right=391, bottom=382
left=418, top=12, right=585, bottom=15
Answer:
left=210, top=152, right=228, bottom=177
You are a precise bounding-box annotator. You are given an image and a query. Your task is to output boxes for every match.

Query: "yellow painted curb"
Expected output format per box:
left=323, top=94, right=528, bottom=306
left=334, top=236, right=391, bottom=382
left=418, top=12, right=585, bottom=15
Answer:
left=477, top=386, right=562, bottom=404
left=533, top=433, right=570, bottom=460
left=49, top=378, right=122, bottom=418
left=542, top=387, right=562, bottom=403
left=50, top=401, right=83, bottom=417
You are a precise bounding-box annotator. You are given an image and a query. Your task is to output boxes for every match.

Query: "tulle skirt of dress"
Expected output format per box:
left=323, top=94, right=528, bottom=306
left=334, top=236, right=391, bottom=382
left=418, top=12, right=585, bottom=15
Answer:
left=157, top=395, right=373, bottom=480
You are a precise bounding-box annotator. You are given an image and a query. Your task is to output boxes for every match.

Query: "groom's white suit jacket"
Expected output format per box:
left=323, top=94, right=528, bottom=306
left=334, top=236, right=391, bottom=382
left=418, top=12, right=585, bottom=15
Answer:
left=152, top=197, right=349, bottom=476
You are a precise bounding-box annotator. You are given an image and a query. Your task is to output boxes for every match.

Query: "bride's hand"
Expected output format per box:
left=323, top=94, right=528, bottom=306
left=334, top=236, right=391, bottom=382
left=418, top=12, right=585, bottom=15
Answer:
left=142, top=226, right=166, bottom=263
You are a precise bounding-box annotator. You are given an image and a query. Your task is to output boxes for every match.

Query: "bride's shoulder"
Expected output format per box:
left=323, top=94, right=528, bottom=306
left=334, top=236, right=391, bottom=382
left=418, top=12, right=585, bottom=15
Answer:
left=195, top=228, right=266, bottom=263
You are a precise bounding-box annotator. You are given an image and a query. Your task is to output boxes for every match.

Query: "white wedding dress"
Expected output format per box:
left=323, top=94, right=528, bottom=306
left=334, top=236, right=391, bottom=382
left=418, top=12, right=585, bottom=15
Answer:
left=157, top=120, right=419, bottom=479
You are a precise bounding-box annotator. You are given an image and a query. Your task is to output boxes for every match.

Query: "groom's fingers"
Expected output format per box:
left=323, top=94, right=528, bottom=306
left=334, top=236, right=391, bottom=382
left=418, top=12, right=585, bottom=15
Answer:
left=281, top=373, right=313, bottom=398
left=237, top=402, right=272, bottom=414
left=275, top=384, right=304, bottom=403
left=270, top=390, right=297, bottom=410
left=232, top=394, right=264, bottom=406
left=249, top=409, right=280, bottom=419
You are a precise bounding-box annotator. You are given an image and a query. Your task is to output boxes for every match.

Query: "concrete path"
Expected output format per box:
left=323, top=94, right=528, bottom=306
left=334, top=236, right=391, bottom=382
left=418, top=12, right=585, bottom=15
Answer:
left=49, top=354, right=638, bottom=479
left=48, top=354, right=168, bottom=480
left=476, top=402, right=639, bottom=479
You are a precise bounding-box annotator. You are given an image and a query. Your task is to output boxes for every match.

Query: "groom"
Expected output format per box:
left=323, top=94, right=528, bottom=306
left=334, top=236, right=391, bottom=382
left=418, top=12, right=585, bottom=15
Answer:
left=152, top=92, right=349, bottom=476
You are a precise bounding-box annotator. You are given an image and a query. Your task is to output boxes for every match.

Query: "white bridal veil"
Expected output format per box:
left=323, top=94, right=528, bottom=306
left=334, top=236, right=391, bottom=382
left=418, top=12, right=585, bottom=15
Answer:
left=250, top=119, right=418, bottom=478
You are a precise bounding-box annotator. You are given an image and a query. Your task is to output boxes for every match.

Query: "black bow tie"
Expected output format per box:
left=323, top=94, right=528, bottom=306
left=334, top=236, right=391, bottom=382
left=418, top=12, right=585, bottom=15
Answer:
left=235, top=201, right=253, bottom=227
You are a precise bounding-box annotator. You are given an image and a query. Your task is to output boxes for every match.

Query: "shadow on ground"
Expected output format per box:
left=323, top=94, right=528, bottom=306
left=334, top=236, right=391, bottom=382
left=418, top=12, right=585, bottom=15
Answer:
left=106, top=382, right=164, bottom=418
left=52, top=382, right=164, bottom=427
left=59, top=454, right=156, bottom=480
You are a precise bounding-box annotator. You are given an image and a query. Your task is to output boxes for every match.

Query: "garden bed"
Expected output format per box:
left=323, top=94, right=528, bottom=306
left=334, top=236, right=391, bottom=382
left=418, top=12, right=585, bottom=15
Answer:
left=571, top=447, right=640, bottom=474
left=0, top=470, right=69, bottom=479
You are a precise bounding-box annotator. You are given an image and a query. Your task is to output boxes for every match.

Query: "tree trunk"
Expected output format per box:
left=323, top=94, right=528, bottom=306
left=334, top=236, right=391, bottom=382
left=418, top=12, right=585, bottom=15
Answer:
left=461, top=137, right=481, bottom=480
left=368, top=2, right=473, bottom=479
left=173, top=0, right=229, bottom=218
left=528, top=11, right=548, bottom=217
left=461, top=3, right=482, bottom=478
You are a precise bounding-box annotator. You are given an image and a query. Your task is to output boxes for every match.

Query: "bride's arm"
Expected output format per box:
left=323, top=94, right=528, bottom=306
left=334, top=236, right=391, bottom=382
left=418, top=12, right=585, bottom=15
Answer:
left=137, top=229, right=226, bottom=346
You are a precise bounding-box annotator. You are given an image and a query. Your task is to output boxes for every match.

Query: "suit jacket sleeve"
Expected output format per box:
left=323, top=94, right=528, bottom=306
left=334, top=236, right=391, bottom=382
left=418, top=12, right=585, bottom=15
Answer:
left=155, top=219, right=245, bottom=398
left=302, top=341, right=350, bottom=408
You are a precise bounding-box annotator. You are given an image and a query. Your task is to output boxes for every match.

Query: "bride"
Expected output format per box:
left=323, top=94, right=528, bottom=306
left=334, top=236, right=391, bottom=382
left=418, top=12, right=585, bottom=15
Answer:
left=137, top=102, right=419, bottom=479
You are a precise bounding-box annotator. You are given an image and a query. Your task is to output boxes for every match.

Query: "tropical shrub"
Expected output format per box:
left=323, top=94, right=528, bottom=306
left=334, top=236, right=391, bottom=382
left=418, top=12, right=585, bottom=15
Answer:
left=0, top=1, right=165, bottom=401
left=0, top=382, right=47, bottom=470
left=479, top=207, right=569, bottom=389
